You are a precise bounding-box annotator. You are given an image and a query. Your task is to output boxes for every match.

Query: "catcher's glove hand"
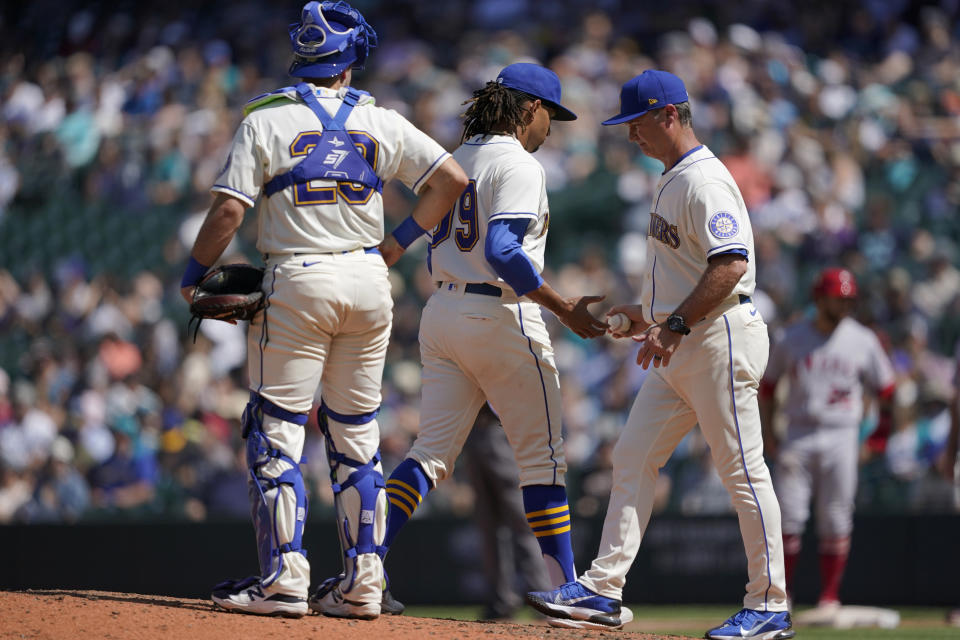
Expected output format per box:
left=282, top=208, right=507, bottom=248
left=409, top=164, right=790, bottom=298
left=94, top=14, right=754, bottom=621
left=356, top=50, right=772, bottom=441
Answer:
left=188, top=264, right=265, bottom=339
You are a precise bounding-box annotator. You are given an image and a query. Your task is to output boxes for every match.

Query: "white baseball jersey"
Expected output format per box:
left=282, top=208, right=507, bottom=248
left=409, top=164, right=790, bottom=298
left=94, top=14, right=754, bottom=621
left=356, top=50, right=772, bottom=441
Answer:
left=578, top=144, right=788, bottom=613
left=428, top=134, right=548, bottom=283
left=640, top=145, right=755, bottom=323
left=213, top=84, right=450, bottom=254
left=764, top=317, right=895, bottom=430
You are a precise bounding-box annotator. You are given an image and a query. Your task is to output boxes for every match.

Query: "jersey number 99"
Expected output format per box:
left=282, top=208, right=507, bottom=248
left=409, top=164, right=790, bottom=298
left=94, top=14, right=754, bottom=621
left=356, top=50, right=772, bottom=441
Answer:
left=430, top=180, right=478, bottom=252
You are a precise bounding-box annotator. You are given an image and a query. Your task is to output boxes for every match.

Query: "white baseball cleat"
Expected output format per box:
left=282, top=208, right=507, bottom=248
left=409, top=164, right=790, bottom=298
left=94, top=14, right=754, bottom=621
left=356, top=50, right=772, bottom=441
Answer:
left=309, top=575, right=380, bottom=620
left=211, top=576, right=308, bottom=618
left=546, top=605, right=634, bottom=630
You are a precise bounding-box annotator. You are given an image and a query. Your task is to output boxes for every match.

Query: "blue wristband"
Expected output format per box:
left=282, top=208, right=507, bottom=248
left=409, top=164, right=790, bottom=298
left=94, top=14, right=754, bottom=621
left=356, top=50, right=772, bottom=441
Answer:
left=391, top=216, right=427, bottom=250
left=180, top=256, right=210, bottom=288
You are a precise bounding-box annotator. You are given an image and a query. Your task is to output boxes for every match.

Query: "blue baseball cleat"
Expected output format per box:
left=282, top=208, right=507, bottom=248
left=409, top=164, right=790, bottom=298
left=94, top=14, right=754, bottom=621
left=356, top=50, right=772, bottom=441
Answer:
left=525, top=581, right=634, bottom=629
left=705, top=608, right=795, bottom=639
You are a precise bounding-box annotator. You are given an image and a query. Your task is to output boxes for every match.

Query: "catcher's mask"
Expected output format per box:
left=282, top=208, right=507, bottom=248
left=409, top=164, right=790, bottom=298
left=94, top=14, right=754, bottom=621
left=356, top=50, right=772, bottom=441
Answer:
left=288, top=1, right=378, bottom=79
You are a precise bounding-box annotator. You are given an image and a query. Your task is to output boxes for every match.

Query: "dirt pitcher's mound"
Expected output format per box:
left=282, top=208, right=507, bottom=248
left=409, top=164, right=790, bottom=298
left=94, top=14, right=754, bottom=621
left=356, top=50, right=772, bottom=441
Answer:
left=1, top=590, right=685, bottom=640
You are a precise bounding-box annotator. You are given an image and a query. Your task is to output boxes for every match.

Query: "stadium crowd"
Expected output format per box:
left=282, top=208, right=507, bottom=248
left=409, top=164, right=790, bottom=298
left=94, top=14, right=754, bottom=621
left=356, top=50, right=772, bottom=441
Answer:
left=1, top=0, right=959, bottom=524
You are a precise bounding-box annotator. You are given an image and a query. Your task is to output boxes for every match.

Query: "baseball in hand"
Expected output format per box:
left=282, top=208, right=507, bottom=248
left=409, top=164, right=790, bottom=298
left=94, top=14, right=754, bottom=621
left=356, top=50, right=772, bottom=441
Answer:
left=607, top=312, right=631, bottom=334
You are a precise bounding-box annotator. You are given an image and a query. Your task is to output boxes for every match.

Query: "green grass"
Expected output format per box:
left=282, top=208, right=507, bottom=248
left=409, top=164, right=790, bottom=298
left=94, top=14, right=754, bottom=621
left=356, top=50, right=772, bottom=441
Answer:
left=403, top=605, right=958, bottom=639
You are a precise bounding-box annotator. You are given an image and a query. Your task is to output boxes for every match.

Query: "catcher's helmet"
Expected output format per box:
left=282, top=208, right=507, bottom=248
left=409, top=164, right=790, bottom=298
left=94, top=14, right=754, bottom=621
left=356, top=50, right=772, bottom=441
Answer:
left=812, top=267, right=858, bottom=299
left=288, top=1, right=378, bottom=79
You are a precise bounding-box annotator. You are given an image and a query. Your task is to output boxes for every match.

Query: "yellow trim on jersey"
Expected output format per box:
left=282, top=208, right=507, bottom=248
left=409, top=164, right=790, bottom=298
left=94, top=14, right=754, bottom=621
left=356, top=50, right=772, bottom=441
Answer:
left=387, top=479, right=423, bottom=503
left=533, top=524, right=571, bottom=538
left=525, top=504, right=569, bottom=518
left=388, top=496, right=412, bottom=519
left=527, top=514, right=570, bottom=527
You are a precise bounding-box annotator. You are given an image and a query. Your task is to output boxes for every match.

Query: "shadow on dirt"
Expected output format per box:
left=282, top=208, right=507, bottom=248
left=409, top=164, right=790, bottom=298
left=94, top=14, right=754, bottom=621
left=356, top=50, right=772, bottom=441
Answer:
left=12, top=589, right=213, bottom=612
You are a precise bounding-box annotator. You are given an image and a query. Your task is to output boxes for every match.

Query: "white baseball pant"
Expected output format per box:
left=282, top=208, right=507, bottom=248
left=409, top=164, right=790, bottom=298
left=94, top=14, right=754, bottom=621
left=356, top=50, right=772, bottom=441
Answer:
left=246, top=249, right=392, bottom=603
left=579, top=302, right=789, bottom=612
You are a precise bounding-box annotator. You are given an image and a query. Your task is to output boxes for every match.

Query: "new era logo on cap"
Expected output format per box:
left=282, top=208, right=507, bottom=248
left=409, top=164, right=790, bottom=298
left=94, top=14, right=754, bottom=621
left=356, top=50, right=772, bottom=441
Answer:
left=602, top=69, right=689, bottom=126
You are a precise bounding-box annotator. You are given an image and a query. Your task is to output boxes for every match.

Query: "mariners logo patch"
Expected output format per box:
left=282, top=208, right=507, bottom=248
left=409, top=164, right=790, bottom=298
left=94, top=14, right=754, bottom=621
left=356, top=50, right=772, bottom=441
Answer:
left=708, top=211, right=739, bottom=239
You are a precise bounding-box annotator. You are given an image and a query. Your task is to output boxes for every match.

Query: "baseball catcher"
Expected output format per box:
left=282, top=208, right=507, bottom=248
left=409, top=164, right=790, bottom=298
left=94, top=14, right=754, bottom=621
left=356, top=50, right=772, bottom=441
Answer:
left=180, top=0, right=468, bottom=620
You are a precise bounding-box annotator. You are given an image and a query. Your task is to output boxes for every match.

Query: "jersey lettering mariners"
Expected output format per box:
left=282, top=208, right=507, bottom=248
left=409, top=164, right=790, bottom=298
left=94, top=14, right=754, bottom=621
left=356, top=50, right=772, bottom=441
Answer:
left=429, top=134, right=548, bottom=285
left=642, top=146, right=756, bottom=322
left=213, top=84, right=450, bottom=255
left=765, top=317, right=895, bottom=429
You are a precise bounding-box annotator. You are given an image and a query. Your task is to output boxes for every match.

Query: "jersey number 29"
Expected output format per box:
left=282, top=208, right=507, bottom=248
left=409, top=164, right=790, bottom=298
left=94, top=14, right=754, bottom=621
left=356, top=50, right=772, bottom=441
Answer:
left=289, top=130, right=379, bottom=205
left=430, top=180, right=478, bottom=252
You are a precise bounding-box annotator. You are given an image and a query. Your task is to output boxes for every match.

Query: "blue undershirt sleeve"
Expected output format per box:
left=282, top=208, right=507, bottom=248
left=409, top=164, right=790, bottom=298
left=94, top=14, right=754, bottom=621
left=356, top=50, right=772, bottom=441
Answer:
left=485, top=218, right=544, bottom=296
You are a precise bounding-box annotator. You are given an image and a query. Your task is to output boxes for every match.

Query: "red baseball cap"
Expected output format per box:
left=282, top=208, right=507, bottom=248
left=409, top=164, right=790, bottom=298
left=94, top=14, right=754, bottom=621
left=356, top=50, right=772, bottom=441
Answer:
left=813, top=267, right=858, bottom=298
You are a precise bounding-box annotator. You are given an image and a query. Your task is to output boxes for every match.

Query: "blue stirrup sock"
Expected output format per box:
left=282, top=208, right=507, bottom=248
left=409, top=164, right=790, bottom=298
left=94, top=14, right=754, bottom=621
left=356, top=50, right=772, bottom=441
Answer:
left=384, top=458, right=432, bottom=548
left=522, top=484, right=576, bottom=586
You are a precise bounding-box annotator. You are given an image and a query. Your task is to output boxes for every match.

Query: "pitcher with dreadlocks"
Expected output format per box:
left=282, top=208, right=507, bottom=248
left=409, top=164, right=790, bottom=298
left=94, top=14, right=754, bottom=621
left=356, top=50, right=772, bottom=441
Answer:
left=381, top=62, right=608, bottom=608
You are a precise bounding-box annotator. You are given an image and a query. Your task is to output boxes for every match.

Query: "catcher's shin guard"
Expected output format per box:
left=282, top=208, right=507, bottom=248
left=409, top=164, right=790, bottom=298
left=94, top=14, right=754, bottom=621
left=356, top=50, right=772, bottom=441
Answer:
left=318, top=404, right=387, bottom=605
left=242, top=394, right=309, bottom=592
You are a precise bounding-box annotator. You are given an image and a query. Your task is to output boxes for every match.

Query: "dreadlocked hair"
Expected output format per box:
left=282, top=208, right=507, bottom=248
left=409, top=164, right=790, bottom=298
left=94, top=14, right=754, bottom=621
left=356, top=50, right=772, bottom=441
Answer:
left=460, top=81, right=536, bottom=143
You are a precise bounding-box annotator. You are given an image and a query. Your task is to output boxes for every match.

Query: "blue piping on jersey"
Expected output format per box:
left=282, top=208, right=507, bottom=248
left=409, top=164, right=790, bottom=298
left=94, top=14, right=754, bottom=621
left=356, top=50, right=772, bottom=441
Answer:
left=710, top=248, right=749, bottom=260
left=412, top=152, right=450, bottom=193
left=724, top=314, right=773, bottom=609
left=708, top=242, right=748, bottom=254
left=212, top=184, right=257, bottom=205
left=663, top=144, right=703, bottom=173
left=517, top=303, right=559, bottom=484
left=649, top=255, right=657, bottom=322
left=653, top=156, right=717, bottom=212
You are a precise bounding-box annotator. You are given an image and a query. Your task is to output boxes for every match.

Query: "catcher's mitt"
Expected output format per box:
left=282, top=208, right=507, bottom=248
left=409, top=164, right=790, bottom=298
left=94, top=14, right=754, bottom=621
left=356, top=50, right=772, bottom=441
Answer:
left=188, top=264, right=265, bottom=339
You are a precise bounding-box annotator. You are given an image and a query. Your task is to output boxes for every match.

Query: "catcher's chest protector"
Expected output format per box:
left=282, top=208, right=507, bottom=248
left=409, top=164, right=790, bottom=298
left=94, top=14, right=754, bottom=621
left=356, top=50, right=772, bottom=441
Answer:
left=263, top=83, right=383, bottom=197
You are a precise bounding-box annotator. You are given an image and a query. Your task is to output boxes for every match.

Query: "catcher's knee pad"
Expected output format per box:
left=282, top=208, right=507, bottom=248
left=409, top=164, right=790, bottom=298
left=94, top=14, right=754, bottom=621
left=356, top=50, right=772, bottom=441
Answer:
left=318, top=403, right=387, bottom=594
left=243, top=394, right=309, bottom=587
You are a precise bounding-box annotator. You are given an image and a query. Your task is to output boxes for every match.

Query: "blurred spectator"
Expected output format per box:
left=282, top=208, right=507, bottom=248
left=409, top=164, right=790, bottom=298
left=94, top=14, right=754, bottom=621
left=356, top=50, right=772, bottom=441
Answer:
left=16, top=436, right=90, bottom=523
left=86, top=418, right=157, bottom=515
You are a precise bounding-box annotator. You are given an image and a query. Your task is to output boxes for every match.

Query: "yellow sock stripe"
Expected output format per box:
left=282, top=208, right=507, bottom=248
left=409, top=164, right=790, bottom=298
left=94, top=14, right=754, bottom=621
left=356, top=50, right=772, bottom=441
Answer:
left=527, top=514, right=571, bottom=527
left=533, top=524, right=571, bottom=538
left=386, top=487, right=418, bottom=512
left=387, top=478, right=423, bottom=504
left=525, top=504, right=569, bottom=518
left=388, top=496, right=412, bottom=518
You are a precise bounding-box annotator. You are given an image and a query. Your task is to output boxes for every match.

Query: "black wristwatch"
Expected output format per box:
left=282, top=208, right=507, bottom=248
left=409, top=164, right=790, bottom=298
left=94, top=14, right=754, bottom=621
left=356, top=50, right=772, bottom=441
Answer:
left=665, top=313, right=691, bottom=335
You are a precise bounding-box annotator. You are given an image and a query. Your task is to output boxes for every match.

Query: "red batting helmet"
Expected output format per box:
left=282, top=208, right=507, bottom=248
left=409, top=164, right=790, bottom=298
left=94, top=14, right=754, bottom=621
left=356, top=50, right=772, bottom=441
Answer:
left=812, top=267, right=858, bottom=298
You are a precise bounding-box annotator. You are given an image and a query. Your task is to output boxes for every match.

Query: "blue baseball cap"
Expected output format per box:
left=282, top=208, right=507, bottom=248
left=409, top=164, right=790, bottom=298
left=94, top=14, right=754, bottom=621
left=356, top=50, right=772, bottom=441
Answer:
left=602, top=70, right=689, bottom=126
left=496, top=63, right=577, bottom=121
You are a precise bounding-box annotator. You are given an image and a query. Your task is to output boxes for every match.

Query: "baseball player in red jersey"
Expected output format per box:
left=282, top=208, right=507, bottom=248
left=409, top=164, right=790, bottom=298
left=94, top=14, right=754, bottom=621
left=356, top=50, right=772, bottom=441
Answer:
left=180, top=1, right=467, bottom=620
left=760, top=268, right=895, bottom=617
left=526, top=70, right=793, bottom=639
